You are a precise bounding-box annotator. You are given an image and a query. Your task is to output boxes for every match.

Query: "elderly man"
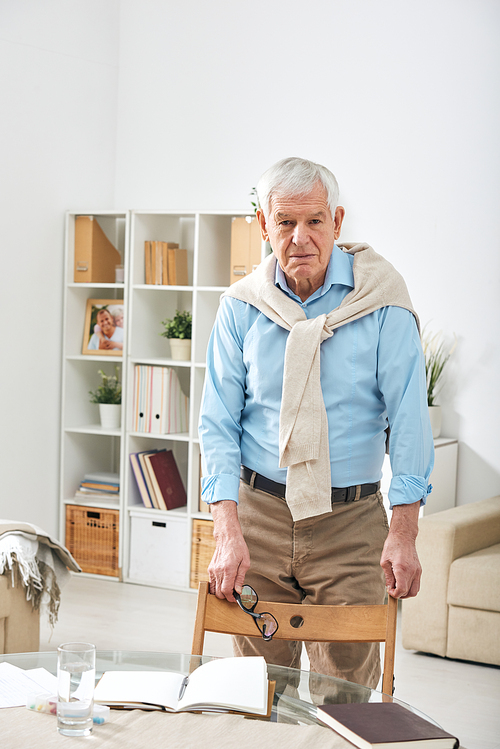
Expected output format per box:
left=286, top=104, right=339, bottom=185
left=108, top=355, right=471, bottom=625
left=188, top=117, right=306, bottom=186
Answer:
left=199, top=157, right=434, bottom=688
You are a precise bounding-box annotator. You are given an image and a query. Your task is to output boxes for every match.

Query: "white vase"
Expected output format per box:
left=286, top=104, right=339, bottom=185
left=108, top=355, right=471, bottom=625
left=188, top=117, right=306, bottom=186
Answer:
left=428, top=405, right=442, bottom=439
left=169, top=338, right=191, bottom=361
left=99, top=403, right=121, bottom=430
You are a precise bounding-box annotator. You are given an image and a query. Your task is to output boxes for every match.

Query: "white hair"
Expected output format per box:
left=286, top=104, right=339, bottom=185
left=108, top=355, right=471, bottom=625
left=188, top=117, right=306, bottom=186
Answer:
left=256, top=157, right=340, bottom=219
left=107, top=305, right=124, bottom=318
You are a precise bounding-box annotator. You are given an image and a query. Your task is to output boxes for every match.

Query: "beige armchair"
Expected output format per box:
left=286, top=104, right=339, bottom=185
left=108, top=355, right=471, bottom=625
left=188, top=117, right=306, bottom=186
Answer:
left=402, top=495, right=500, bottom=666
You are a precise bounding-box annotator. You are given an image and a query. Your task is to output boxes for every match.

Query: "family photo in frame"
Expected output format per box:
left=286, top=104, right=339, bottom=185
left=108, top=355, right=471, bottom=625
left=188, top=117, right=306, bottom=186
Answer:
left=82, top=299, right=125, bottom=356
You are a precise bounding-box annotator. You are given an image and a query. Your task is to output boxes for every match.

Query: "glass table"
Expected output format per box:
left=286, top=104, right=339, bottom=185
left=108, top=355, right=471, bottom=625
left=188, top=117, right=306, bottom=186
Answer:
left=0, top=649, right=435, bottom=728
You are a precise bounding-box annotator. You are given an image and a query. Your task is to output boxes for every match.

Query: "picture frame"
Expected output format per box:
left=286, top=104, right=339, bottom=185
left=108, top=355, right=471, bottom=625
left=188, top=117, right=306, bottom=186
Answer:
left=82, top=299, right=125, bottom=356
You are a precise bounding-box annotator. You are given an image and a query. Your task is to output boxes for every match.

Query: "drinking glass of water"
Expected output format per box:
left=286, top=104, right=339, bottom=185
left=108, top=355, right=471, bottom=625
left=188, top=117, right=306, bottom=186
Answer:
left=57, top=642, right=96, bottom=736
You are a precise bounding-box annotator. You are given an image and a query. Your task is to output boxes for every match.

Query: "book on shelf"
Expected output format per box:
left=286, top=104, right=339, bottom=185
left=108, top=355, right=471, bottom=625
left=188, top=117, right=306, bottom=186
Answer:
left=143, top=449, right=187, bottom=511
left=82, top=471, right=119, bottom=486
left=130, top=450, right=159, bottom=509
left=94, top=656, right=273, bottom=717
left=137, top=450, right=163, bottom=509
left=80, top=481, right=119, bottom=493
left=74, top=489, right=120, bottom=505
left=316, top=702, right=459, bottom=749
left=167, top=247, right=188, bottom=285
left=144, top=241, right=179, bottom=285
left=154, top=241, right=162, bottom=285
left=145, top=240, right=152, bottom=284
left=74, top=216, right=122, bottom=284
left=133, top=365, right=189, bottom=434
left=78, top=471, right=120, bottom=496
left=161, top=243, right=169, bottom=285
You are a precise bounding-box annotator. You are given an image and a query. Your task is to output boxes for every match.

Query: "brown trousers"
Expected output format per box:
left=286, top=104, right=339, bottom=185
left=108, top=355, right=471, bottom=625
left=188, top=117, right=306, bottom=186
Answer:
left=233, top=480, right=389, bottom=689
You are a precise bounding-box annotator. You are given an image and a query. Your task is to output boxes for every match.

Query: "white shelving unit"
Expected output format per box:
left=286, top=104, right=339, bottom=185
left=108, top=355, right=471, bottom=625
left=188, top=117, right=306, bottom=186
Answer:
left=59, top=211, right=129, bottom=577
left=60, top=209, right=256, bottom=590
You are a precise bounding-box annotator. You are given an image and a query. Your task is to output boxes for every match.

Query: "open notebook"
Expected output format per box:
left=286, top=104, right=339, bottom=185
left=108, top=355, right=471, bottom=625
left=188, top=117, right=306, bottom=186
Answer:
left=94, top=656, right=274, bottom=717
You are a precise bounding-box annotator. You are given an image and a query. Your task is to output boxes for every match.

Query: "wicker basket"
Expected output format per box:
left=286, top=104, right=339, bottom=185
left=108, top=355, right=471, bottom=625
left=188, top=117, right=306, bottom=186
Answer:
left=65, top=505, right=120, bottom=577
left=190, top=518, right=216, bottom=589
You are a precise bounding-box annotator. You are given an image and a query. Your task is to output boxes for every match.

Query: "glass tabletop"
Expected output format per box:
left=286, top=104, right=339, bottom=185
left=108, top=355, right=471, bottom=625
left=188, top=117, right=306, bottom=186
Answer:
left=0, top=650, right=435, bottom=728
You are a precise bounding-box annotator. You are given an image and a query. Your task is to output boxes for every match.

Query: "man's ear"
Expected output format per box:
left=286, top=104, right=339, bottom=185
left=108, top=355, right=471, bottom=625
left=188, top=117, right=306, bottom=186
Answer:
left=256, top=209, right=269, bottom=241
left=333, top=206, right=345, bottom=240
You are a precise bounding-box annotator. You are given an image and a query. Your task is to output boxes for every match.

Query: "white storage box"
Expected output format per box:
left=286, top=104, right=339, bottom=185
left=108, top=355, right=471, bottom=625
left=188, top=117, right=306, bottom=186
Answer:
left=128, top=510, right=188, bottom=587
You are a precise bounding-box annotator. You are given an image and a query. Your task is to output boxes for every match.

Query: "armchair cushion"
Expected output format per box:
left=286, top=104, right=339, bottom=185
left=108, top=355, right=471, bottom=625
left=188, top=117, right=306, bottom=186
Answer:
left=448, top=543, right=500, bottom=612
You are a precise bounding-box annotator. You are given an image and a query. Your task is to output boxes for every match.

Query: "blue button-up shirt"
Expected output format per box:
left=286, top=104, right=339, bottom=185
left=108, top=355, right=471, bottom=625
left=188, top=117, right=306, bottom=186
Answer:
left=199, top=245, right=434, bottom=509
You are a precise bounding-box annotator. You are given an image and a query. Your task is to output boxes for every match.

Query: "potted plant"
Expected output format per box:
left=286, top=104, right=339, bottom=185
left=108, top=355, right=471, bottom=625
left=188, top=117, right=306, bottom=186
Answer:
left=422, top=328, right=456, bottom=438
left=160, top=310, right=192, bottom=361
left=89, top=368, right=122, bottom=429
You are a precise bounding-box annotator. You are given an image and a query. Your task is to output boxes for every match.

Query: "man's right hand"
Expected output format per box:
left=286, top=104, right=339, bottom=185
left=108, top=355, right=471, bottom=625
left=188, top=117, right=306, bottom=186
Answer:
left=208, top=500, right=250, bottom=602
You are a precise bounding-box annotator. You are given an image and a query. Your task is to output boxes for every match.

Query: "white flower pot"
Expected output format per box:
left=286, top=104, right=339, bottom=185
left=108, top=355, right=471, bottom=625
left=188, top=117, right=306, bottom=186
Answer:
left=428, top=405, right=442, bottom=439
left=169, top=338, right=191, bottom=361
left=99, top=403, right=121, bottom=430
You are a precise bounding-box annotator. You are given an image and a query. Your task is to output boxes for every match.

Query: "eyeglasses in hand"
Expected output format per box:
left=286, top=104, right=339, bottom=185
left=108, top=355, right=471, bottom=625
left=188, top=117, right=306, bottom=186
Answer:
left=233, top=585, right=279, bottom=641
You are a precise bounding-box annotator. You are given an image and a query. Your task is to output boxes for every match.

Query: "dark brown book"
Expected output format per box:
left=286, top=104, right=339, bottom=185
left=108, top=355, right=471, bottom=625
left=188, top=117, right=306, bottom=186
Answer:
left=317, top=702, right=459, bottom=749
left=144, top=449, right=187, bottom=511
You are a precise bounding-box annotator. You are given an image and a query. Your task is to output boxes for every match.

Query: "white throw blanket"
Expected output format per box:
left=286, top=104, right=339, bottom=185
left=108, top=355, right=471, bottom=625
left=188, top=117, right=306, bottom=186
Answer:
left=0, top=520, right=81, bottom=627
left=224, top=243, right=419, bottom=521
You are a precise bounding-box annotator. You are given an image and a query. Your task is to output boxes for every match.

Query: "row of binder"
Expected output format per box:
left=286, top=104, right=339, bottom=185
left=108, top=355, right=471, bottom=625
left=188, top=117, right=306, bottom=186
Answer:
left=133, top=365, right=189, bottom=434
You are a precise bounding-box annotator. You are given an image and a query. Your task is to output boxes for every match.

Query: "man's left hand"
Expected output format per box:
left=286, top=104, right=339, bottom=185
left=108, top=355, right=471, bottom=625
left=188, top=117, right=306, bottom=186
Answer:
left=380, top=501, right=421, bottom=599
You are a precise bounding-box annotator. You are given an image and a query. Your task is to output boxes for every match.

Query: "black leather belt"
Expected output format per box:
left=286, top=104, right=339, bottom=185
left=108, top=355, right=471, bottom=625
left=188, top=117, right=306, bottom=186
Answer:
left=240, top=466, right=380, bottom=504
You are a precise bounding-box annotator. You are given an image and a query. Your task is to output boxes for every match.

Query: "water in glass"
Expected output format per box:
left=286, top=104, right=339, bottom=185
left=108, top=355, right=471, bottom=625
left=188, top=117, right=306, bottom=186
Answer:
left=57, top=643, right=96, bottom=736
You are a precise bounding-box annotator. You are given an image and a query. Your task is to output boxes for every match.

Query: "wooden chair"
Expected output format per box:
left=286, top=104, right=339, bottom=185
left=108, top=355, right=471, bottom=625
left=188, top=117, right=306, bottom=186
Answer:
left=191, top=580, right=398, bottom=695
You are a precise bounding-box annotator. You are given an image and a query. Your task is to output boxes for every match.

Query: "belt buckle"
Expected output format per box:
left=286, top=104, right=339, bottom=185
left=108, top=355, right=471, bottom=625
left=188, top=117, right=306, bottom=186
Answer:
left=345, top=486, right=357, bottom=503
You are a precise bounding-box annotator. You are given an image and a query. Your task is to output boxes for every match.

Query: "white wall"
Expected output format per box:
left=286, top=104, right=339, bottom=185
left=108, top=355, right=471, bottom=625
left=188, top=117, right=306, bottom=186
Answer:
left=115, top=0, right=500, bottom=506
left=0, top=0, right=120, bottom=534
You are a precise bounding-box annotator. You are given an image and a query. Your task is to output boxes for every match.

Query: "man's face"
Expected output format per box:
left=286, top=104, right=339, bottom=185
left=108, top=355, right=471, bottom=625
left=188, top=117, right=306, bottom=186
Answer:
left=97, top=310, right=115, bottom=336
left=257, top=182, right=344, bottom=296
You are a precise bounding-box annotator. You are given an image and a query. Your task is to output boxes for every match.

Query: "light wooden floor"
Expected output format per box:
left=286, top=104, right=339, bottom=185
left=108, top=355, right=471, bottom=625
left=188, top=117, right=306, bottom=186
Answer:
left=40, top=575, right=500, bottom=749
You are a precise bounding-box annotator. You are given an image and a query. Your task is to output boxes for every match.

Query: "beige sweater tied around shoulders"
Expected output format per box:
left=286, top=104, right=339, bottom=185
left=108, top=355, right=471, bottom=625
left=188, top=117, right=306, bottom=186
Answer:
left=223, top=243, right=419, bottom=521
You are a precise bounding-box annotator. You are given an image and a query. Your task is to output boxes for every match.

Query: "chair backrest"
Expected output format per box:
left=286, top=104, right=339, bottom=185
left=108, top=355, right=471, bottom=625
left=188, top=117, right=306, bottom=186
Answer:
left=191, top=580, right=398, bottom=696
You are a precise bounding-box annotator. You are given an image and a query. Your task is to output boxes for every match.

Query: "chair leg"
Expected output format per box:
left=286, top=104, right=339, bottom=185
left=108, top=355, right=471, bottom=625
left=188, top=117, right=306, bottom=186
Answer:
left=382, top=595, right=398, bottom=696
left=191, top=581, right=209, bottom=657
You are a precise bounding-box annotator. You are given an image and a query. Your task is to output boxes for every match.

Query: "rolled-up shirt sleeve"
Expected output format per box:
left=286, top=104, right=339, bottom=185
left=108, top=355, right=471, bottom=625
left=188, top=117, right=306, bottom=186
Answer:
left=198, top=297, right=246, bottom=505
left=377, top=307, right=435, bottom=508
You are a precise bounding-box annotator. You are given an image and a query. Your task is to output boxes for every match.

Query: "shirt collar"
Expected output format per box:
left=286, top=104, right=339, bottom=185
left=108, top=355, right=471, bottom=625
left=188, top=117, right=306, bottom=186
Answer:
left=275, top=244, right=354, bottom=299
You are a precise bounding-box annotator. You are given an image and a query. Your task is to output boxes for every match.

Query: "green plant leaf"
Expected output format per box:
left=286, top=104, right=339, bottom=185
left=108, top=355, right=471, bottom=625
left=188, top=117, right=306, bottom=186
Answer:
left=421, top=327, right=456, bottom=406
left=159, top=309, right=192, bottom=339
left=88, top=367, right=122, bottom=404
